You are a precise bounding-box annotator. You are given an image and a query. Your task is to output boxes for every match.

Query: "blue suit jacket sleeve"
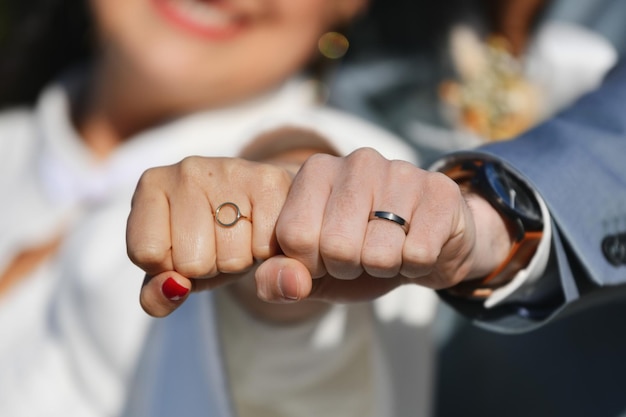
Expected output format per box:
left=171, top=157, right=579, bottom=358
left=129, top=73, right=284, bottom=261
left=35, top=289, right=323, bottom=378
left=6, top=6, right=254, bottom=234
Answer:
left=439, top=60, right=626, bottom=333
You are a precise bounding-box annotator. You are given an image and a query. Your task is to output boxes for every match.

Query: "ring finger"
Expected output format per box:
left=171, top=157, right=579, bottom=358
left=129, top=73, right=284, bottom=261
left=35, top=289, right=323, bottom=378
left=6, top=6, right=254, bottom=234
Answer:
left=361, top=161, right=418, bottom=277
left=211, top=199, right=255, bottom=274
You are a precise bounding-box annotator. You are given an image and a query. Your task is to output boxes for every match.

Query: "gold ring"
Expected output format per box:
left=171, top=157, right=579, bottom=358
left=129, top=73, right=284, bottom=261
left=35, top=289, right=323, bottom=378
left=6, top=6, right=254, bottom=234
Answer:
left=214, top=202, right=251, bottom=227
left=368, top=211, right=409, bottom=234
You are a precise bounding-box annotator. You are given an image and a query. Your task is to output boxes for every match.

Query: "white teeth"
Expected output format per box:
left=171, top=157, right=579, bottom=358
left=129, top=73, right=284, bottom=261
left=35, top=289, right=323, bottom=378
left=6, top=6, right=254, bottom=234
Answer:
left=169, top=0, right=238, bottom=28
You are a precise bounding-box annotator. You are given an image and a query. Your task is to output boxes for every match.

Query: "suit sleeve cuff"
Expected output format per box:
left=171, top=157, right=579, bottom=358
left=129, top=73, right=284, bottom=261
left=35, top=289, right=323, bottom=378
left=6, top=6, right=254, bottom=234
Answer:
left=431, top=155, right=553, bottom=309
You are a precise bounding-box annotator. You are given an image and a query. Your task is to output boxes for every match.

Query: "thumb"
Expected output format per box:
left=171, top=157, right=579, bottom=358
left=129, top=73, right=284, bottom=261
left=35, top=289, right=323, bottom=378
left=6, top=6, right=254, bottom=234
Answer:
left=255, top=255, right=314, bottom=303
left=140, top=270, right=246, bottom=317
left=140, top=271, right=192, bottom=317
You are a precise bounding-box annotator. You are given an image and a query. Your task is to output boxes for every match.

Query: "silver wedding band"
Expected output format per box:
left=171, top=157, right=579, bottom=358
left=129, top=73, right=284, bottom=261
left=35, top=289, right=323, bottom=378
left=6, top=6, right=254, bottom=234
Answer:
left=214, top=202, right=251, bottom=227
left=368, top=211, right=410, bottom=234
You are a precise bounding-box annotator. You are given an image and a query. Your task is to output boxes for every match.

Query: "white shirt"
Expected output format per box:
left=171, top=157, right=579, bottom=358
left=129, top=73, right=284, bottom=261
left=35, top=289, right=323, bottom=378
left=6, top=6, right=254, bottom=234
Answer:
left=0, top=77, right=438, bottom=417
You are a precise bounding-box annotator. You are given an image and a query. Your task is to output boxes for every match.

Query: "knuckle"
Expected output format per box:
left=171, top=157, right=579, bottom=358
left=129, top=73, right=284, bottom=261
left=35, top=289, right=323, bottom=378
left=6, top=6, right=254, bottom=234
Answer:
left=139, top=166, right=163, bottom=183
left=389, top=159, right=421, bottom=184
left=178, top=155, right=203, bottom=171
left=403, top=244, right=440, bottom=269
left=362, top=246, right=397, bottom=267
left=216, top=256, right=254, bottom=274
left=299, top=152, right=335, bottom=174
left=175, top=258, right=217, bottom=279
left=278, top=223, right=318, bottom=257
left=127, top=244, right=167, bottom=270
left=134, top=167, right=164, bottom=194
left=319, top=233, right=360, bottom=265
left=348, top=147, right=383, bottom=163
left=345, top=147, right=384, bottom=172
left=176, top=156, right=207, bottom=186
left=255, top=164, right=291, bottom=194
left=362, top=252, right=400, bottom=277
left=252, top=242, right=278, bottom=261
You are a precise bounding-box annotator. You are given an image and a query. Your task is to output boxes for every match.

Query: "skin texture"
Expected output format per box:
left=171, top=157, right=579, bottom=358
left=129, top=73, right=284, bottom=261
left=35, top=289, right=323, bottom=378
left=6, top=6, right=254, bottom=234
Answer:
left=127, top=148, right=513, bottom=319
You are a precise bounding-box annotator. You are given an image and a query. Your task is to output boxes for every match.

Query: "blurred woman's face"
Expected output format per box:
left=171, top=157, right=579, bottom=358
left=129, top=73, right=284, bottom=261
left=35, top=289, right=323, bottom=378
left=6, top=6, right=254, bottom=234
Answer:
left=90, top=0, right=364, bottom=113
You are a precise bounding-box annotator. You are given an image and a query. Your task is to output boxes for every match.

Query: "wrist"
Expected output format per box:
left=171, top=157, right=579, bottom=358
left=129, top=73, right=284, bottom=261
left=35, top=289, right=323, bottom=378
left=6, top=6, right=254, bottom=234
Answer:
left=463, top=190, right=515, bottom=279
left=441, top=158, right=543, bottom=298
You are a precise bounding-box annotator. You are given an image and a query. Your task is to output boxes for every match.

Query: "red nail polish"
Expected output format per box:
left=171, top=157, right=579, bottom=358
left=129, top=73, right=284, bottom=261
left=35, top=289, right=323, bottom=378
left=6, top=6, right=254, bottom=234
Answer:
left=162, top=277, right=189, bottom=301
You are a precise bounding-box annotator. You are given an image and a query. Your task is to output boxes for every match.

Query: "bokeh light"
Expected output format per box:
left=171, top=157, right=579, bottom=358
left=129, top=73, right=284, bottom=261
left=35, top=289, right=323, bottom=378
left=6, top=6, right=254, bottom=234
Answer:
left=318, top=31, right=349, bottom=59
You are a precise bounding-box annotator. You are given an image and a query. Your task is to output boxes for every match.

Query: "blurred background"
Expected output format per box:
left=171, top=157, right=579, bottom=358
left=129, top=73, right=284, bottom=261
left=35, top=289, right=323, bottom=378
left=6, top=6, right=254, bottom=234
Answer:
left=329, top=0, right=626, bottom=164
left=2, top=0, right=626, bottom=416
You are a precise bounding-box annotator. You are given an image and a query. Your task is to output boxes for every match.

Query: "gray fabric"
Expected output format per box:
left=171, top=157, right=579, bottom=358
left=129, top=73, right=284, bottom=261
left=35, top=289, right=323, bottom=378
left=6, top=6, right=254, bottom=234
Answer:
left=121, top=293, right=236, bottom=417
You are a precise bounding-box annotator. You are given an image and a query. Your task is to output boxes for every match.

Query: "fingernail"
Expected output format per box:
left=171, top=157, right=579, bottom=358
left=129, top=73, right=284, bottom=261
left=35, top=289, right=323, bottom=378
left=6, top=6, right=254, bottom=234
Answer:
left=277, top=268, right=300, bottom=302
left=162, top=277, right=189, bottom=301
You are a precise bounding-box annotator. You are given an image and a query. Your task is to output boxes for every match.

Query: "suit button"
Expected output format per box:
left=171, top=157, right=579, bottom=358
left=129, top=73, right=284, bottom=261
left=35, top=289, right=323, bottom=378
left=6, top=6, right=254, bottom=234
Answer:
left=602, top=233, right=626, bottom=266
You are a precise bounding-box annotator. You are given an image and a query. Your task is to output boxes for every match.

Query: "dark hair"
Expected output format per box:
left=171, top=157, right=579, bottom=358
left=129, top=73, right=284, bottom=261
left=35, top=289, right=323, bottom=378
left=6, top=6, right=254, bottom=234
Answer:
left=0, top=0, right=93, bottom=109
left=344, top=0, right=478, bottom=61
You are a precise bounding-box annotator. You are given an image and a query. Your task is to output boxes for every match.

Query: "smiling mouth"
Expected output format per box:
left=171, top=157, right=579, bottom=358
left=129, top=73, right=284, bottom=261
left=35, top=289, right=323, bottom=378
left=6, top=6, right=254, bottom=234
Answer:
left=151, top=0, right=248, bottom=39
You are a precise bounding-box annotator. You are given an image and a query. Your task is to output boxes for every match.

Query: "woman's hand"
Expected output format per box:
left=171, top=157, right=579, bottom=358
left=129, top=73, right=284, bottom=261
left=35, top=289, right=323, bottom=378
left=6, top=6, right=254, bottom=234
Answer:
left=126, top=156, right=292, bottom=316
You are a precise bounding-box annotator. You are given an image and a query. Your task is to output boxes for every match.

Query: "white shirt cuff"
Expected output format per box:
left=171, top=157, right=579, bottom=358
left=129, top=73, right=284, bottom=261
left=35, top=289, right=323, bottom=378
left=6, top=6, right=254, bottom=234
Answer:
left=484, top=188, right=552, bottom=308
